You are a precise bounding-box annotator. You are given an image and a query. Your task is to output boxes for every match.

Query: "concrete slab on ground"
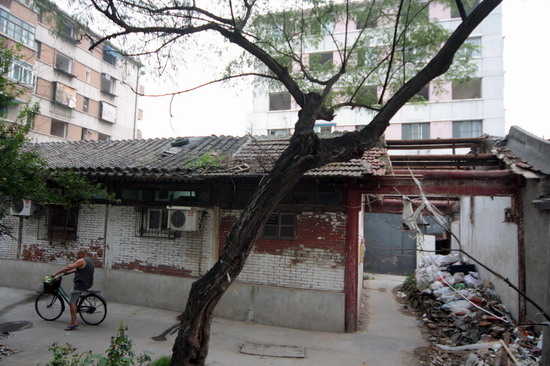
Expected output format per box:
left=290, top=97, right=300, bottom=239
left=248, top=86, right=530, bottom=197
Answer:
left=0, top=274, right=426, bottom=365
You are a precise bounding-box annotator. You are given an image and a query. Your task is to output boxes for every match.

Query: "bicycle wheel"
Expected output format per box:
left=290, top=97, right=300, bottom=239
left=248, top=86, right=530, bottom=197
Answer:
left=35, top=292, right=65, bottom=321
left=78, top=293, right=107, bottom=325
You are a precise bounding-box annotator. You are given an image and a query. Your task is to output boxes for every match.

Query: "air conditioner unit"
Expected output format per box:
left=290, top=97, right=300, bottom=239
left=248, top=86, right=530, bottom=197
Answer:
left=167, top=206, right=204, bottom=231
left=10, top=199, right=34, bottom=216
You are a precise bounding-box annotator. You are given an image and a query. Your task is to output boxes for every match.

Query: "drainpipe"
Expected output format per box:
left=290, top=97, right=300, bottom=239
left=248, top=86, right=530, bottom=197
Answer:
left=103, top=204, right=110, bottom=269
left=516, top=193, right=526, bottom=322
left=132, top=65, right=141, bottom=140
left=16, top=216, right=23, bottom=260
left=345, top=181, right=360, bottom=332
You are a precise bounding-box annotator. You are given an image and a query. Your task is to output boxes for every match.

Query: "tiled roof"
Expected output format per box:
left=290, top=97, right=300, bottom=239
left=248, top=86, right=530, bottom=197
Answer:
left=30, top=134, right=388, bottom=180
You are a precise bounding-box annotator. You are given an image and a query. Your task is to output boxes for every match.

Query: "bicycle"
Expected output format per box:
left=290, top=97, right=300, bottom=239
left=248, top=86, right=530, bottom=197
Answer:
left=35, top=272, right=107, bottom=325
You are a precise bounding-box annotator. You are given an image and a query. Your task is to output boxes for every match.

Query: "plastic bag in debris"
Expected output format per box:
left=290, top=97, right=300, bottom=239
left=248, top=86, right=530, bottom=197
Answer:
left=440, top=299, right=472, bottom=314
left=416, top=265, right=440, bottom=291
left=433, top=286, right=453, bottom=298
left=464, top=273, right=482, bottom=288
left=419, top=253, right=461, bottom=268
left=453, top=272, right=465, bottom=283
left=438, top=289, right=472, bottom=304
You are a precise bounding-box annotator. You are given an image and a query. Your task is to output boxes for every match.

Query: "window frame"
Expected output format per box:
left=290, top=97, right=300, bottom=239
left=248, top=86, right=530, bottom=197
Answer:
left=8, top=59, right=33, bottom=86
left=269, top=91, right=291, bottom=111
left=54, top=51, right=74, bottom=76
left=402, top=123, right=430, bottom=140
left=453, top=120, right=482, bottom=138
left=452, top=77, right=482, bottom=100
left=47, top=206, right=78, bottom=242
left=0, top=8, right=35, bottom=47
left=136, top=207, right=176, bottom=239
left=100, top=73, right=117, bottom=95
left=50, top=119, right=68, bottom=138
left=263, top=213, right=296, bottom=240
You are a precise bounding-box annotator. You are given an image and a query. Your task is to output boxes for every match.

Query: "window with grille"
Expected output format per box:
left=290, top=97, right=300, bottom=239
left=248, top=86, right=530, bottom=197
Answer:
left=263, top=213, right=295, bottom=239
left=135, top=207, right=175, bottom=239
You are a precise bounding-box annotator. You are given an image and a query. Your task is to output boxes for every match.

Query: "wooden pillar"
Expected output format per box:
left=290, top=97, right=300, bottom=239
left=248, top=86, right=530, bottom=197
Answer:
left=345, top=181, right=360, bottom=332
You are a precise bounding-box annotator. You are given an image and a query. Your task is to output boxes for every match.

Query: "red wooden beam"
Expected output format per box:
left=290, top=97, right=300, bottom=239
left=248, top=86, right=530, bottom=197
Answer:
left=345, top=181, right=360, bottom=332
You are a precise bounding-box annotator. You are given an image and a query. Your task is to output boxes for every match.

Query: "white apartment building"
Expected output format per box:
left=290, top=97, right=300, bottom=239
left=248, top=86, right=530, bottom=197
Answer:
left=250, top=2, right=504, bottom=141
left=0, top=0, right=142, bottom=142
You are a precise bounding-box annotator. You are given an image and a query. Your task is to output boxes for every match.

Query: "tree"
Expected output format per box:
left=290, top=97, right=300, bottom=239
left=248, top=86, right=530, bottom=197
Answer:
left=63, top=0, right=502, bottom=364
left=0, top=42, right=114, bottom=237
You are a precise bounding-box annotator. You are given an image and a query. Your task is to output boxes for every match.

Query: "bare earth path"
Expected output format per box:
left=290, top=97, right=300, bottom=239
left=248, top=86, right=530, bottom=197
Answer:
left=0, top=274, right=426, bottom=365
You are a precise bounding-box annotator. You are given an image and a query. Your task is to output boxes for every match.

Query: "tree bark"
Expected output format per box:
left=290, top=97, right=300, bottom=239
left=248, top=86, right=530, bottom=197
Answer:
left=167, top=1, right=503, bottom=364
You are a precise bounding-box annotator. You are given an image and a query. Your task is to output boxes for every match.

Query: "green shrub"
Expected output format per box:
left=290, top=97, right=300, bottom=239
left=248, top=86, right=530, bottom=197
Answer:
left=150, top=356, right=171, bottom=366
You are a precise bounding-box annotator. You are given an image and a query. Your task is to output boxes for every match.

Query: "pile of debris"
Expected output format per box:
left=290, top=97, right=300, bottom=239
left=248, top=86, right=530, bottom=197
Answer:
left=400, top=253, right=542, bottom=366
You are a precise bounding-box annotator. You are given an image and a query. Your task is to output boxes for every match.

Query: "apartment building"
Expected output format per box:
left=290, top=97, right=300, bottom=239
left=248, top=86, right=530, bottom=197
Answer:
left=250, top=2, right=504, bottom=142
left=0, top=0, right=141, bottom=142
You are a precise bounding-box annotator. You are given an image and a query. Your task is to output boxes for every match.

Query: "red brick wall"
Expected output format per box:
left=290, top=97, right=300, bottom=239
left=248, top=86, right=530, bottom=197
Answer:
left=219, top=210, right=347, bottom=291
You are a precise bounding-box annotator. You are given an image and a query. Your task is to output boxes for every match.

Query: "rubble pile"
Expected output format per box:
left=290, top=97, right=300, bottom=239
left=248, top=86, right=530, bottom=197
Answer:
left=400, top=254, right=542, bottom=366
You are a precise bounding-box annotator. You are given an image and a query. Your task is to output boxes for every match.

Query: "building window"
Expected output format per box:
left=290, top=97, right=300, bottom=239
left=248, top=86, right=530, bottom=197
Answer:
left=0, top=8, right=35, bottom=46
left=355, top=85, right=378, bottom=104
left=98, top=133, right=110, bottom=141
left=314, top=124, right=334, bottom=134
left=53, top=82, right=77, bottom=108
left=269, top=92, right=291, bottom=111
left=58, top=21, right=78, bottom=42
left=354, top=10, right=377, bottom=29
left=451, top=0, right=481, bottom=18
left=50, top=119, right=67, bottom=138
left=416, top=85, right=429, bottom=101
left=135, top=208, right=175, bottom=238
left=465, top=37, right=481, bottom=58
left=263, top=213, right=295, bottom=239
left=103, top=45, right=120, bottom=66
left=100, top=101, right=117, bottom=123
left=83, top=97, right=89, bottom=113
left=452, top=77, right=481, bottom=100
left=453, top=120, right=482, bottom=138
left=309, top=52, right=333, bottom=71
left=55, top=52, right=73, bottom=75
left=402, top=123, right=430, bottom=140
left=100, top=73, right=116, bottom=95
left=85, top=68, right=92, bottom=83
left=35, top=40, right=42, bottom=59
left=47, top=206, right=78, bottom=242
left=8, top=59, right=33, bottom=86
left=81, top=128, right=92, bottom=140
left=268, top=128, right=291, bottom=136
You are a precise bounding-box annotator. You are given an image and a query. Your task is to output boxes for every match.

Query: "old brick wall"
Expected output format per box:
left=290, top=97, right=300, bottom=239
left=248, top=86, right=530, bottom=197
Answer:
left=219, top=210, right=346, bottom=292
left=0, top=215, right=21, bottom=259
left=16, top=205, right=106, bottom=267
left=107, top=206, right=215, bottom=277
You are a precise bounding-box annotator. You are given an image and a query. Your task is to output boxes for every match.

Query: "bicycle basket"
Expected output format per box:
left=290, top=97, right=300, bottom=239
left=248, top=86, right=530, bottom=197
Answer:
left=43, top=277, right=61, bottom=293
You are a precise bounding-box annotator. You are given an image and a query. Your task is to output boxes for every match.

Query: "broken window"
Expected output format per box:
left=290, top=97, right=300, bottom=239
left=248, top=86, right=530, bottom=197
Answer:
left=263, top=213, right=295, bottom=239
left=47, top=206, right=78, bottom=242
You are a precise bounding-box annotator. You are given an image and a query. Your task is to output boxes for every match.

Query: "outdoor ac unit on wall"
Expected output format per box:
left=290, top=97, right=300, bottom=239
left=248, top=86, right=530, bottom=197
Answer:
left=167, top=206, right=203, bottom=231
left=10, top=199, right=34, bottom=216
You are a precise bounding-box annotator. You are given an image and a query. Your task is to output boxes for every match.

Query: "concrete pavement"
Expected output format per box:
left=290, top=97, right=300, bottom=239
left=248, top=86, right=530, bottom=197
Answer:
left=0, top=274, right=426, bottom=365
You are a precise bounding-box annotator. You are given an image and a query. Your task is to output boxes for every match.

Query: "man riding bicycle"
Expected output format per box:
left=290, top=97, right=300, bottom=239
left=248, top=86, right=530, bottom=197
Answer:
left=51, top=251, right=95, bottom=330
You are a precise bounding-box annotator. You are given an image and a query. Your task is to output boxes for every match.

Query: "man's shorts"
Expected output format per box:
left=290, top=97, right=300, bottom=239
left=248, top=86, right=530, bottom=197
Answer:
left=69, top=289, right=82, bottom=304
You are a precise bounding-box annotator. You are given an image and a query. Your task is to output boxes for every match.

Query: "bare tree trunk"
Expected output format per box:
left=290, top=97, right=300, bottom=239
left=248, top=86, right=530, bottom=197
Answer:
left=171, top=103, right=331, bottom=365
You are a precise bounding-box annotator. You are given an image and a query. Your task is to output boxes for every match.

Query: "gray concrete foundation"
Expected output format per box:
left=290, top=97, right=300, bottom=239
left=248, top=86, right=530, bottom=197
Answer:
left=0, top=259, right=344, bottom=332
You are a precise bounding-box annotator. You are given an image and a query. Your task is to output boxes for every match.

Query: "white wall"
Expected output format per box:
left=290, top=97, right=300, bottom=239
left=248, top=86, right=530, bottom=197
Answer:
left=454, top=196, right=519, bottom=319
